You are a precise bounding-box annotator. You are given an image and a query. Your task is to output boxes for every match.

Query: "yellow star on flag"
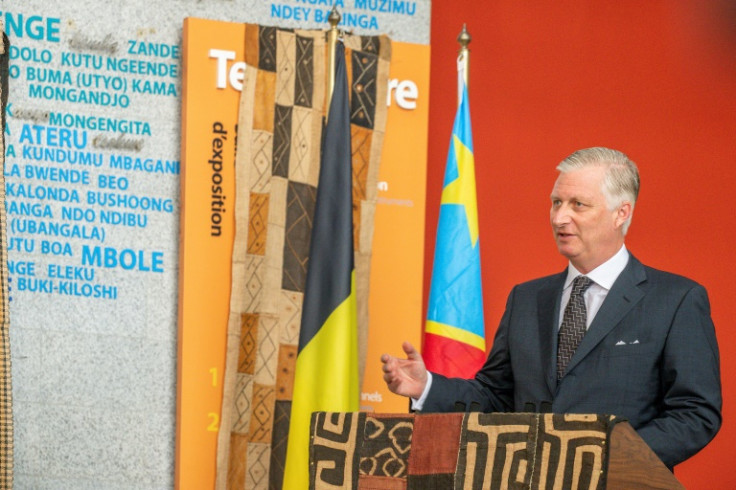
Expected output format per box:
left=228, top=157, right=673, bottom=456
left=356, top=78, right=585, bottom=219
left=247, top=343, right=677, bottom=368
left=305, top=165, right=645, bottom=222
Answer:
left=441, top=134, right=479, bottom=246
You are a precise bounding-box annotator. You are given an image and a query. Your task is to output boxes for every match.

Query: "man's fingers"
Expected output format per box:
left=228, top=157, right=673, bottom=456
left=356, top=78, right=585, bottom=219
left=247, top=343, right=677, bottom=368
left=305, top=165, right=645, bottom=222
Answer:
left=402, top=341, right=420, bottom=360
left=384, top=371, right=401, bottom=388
left=382, top=359, right=393, bottom=373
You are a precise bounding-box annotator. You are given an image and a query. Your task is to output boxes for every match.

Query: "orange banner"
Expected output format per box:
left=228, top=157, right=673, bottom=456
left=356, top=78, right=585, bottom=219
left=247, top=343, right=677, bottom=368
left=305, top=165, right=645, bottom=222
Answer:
left=176, top=17, right=429, bottom=488
left=362, top=41, right=429, bottom=413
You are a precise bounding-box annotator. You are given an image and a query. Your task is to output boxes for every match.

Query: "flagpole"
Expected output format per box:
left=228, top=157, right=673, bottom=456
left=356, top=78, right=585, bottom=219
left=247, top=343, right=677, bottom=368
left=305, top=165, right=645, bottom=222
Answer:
left=327, top=6, right=341, bottom=114
left=457, top=24, right=471, bottom=106
left=423, top=22, right=486, bottom=380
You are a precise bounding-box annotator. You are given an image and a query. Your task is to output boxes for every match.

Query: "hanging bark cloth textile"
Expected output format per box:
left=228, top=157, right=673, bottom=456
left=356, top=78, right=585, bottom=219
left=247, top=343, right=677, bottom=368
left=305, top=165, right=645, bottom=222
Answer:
left=0, top=29, right=15, bottom=490
left=214, top=24, right=390, bottom=489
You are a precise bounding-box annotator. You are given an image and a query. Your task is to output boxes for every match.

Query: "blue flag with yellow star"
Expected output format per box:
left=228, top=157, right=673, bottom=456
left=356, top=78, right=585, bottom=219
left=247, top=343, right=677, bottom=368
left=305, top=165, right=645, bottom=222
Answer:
left=423, top=81, right=486, bottom=378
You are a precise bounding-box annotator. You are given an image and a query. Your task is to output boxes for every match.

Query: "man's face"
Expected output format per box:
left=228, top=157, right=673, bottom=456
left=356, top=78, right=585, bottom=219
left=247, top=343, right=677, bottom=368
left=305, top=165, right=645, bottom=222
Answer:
left=550, top=166, right=628, bottom=273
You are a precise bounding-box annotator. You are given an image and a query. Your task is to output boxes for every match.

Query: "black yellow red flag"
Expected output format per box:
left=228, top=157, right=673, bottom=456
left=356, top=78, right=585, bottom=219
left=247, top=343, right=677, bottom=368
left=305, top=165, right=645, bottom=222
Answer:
left=283, top=41, right=359, bottom=488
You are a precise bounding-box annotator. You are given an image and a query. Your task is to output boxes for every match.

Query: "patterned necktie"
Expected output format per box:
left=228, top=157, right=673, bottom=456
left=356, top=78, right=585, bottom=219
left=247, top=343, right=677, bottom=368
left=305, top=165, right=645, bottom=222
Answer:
left=557, top=275, right=593, bottom=380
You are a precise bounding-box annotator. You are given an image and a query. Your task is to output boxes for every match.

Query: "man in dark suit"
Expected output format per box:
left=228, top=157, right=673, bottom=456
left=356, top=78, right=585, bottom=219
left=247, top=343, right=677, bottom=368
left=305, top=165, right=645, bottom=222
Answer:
left=381, top=147, right=722, bottom=469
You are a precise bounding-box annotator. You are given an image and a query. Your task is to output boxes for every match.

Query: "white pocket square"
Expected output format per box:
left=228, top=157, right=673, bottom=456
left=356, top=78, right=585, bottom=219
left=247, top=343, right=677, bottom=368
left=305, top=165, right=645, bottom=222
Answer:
left=615, top=340, right=626, bottom=346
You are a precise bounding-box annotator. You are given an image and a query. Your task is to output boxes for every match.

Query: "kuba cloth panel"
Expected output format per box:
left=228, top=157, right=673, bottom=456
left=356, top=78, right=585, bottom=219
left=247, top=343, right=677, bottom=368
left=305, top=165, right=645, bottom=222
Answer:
left=310, top=412, right=622, bottom=490
left=1, top=29, right=14, bottom=489
left=215, top=25, right=390, bottom=489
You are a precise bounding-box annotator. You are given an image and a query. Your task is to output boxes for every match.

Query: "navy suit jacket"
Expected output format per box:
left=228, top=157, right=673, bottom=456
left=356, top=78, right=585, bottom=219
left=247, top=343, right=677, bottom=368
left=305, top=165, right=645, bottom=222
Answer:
left=422, top=255, right=722, bottom=468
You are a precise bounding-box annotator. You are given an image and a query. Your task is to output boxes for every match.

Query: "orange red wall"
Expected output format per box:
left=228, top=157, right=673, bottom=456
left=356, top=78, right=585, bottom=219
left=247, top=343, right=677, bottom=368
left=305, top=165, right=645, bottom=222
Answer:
left=426, top=2, right=736, bottom=488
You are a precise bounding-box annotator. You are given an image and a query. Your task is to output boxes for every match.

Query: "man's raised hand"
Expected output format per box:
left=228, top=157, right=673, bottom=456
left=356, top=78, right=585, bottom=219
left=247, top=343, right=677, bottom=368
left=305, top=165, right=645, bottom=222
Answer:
left=380, top=341, right=428, bottom=399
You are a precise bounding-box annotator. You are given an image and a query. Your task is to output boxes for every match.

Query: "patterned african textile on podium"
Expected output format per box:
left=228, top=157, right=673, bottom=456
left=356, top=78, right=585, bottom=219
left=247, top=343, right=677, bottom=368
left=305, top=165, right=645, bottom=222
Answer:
left=215, top=25, right=390, bottom=489
left=309, top=412, right=623, bottom=490
left=0, top=29, right=14, bottom=489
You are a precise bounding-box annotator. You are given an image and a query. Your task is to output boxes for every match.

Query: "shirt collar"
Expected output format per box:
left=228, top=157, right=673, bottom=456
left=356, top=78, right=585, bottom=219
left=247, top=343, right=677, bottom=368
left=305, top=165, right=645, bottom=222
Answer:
left=564, top=245, right=630, bottom=290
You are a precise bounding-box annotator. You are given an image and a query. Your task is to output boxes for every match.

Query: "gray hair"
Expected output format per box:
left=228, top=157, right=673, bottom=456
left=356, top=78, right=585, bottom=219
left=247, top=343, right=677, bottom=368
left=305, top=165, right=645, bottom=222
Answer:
left=557, top=147, right=640, bottom=234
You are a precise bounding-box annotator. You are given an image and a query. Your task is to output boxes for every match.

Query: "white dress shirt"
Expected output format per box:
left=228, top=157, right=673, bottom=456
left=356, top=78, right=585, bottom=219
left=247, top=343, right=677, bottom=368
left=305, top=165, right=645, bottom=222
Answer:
left=559, top=245, right=630, bottom=329
left=412, top=245, right=631, bottom=410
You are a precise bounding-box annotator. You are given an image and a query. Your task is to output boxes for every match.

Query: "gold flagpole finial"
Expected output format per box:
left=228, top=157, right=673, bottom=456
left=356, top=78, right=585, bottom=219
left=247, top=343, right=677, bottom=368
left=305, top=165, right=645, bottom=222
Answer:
left=328, top=6, right=342, bottom=109
left=458, top=23, right=471, bottom=50
left=328, top=5, right=341, bottom=28
left=457, top=24, right=471, bottom=104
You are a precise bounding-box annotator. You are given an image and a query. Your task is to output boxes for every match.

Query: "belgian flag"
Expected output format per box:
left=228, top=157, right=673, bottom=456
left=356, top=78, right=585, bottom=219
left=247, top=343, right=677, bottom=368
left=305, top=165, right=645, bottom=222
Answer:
left=283, top=41, right=359, bottom=488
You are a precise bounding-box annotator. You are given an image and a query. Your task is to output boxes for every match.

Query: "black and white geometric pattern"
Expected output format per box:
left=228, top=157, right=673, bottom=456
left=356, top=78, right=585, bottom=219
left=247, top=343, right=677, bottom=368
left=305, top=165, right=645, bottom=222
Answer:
left=557, top=275, right=593, bottom=379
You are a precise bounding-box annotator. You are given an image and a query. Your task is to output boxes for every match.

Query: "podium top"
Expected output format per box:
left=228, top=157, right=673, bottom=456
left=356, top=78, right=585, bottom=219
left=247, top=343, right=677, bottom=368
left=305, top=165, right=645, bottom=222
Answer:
left=308, top=411, right=683, bottom=489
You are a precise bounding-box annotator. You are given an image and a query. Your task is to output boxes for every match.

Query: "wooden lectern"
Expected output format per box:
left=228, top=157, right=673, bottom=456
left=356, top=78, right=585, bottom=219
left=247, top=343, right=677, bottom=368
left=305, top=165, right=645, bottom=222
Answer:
left=309, top=411, right=684, bottom=489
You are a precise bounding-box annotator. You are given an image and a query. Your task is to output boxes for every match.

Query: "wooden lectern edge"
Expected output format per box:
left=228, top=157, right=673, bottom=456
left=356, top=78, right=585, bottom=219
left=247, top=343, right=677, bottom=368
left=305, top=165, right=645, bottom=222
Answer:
left=607, top=422, right=685, bottom=490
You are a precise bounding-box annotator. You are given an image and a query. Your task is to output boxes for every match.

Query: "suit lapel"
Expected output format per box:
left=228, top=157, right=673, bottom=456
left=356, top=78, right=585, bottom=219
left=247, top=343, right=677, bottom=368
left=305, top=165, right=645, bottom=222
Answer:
left=539, top=272, right=565, bottom=394
left=563, top=255, right=647, bottom=377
